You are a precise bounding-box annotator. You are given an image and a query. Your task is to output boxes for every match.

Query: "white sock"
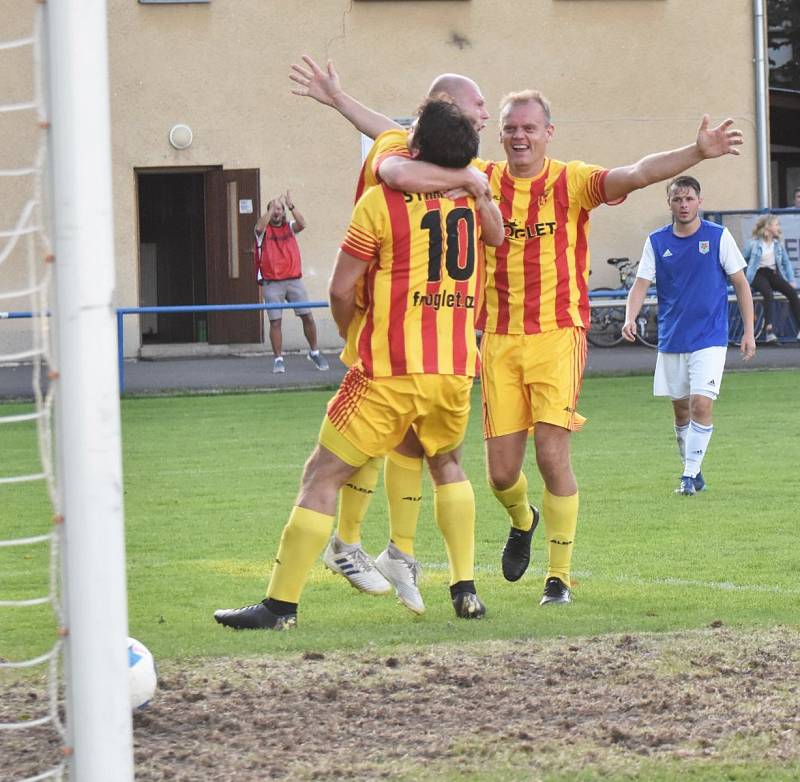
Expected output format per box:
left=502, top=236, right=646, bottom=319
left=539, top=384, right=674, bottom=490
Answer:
left=674, top=423, right=689, bottom=462
left=310, top=349, right=320, bottom=356
left=683, top=420, right=713, bottom=478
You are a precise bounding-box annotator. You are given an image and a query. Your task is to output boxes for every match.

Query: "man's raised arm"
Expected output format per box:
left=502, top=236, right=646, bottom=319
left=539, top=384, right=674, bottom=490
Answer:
left=603, top=115, right=744, bottom=203
left=290, top=55, right=401, bottom=140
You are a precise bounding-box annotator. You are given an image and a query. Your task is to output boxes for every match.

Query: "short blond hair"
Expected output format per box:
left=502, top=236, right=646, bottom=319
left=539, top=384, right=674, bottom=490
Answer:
left=498, top=90, right=552, bottom=124
left=752, top=214, right=780, bottom=240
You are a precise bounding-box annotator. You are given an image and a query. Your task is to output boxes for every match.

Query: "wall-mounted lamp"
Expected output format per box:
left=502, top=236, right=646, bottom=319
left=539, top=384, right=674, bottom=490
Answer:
left=168, top=124, right=193, bottom=150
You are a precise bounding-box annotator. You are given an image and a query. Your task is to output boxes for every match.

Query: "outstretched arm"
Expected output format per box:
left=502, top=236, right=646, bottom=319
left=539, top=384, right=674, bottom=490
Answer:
left=290, top=55, right=401, bottom=140
left=604, top=115, right=744, bottom=203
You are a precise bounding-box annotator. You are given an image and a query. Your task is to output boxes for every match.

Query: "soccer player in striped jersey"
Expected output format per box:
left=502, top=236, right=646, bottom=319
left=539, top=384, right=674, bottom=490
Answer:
left=214, top=98, right=503, bottom=630
left=375, top=93, right=743, bottom=607
left=622, top=176, right=755, bottom=496
left=290, top=56, right=491, bottom=614
left=295, top=70, right=745, bottom=606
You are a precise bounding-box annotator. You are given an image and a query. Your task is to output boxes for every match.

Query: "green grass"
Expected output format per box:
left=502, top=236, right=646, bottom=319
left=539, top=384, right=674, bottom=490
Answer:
left=2, top=369, right=799, bottom=662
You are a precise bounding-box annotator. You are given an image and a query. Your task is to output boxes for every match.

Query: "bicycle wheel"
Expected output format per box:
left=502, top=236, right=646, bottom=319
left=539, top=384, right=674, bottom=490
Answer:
left=728, top=300, right=764, bottom=345
left=588, top=289, right=626, bottom=347
left=636, top=303, right=659, bottom=348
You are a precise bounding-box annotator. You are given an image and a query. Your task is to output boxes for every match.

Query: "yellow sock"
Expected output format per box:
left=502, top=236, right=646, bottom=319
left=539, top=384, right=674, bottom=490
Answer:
left=434, top=480, right=475, bottom=585
left=542, top=488, right=578, bottom=587
left=491, top=472, right=534, bottom=531
left=336, top=457, right=381, bottom=544
left=267, top=506, right=334, bottom=604
left=385, top=451, right=424, bottom=556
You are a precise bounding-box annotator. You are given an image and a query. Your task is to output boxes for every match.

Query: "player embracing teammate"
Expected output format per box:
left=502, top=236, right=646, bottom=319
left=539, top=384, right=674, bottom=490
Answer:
left=216, top=57, right=746, bottom=629
left=214, top=97, right=503, bottom=629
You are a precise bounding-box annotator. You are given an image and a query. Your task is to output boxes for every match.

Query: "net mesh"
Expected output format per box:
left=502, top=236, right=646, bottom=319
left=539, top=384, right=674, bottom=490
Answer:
left=0, top=4, right=66, bottom=780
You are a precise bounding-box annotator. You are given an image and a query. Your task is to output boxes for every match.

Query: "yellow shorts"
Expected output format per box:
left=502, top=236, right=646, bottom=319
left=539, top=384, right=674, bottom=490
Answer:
left=480, top=327, right=587, bottom=439
left=321, top=366, right=473, bottom=466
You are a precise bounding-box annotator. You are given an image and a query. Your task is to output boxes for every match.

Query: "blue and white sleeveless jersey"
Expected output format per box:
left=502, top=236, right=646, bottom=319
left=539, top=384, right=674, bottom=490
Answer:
left=636, top=220, right=745, bottom=353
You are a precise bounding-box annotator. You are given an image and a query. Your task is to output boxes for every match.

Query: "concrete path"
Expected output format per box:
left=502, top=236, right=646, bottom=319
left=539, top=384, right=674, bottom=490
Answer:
left=2, top=342, right=798, bottom=400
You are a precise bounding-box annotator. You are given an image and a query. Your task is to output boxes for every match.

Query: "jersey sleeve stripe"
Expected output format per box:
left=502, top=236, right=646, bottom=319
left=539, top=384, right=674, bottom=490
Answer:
left=341, top=231, right=379, bottom=261
left=594, top=168, right=625, bottom=207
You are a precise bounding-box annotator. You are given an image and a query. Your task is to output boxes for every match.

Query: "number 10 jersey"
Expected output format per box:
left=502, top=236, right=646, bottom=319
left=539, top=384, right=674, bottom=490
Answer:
left=341, top=183, right=483, bottom=379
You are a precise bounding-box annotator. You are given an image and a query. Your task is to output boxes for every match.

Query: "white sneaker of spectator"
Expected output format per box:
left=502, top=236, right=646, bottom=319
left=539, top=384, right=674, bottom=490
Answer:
left=307, top=350, right=329, bottom=370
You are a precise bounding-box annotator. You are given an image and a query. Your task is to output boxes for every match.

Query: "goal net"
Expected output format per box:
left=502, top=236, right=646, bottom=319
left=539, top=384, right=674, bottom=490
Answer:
left=1, top=2, right=133, bottom=780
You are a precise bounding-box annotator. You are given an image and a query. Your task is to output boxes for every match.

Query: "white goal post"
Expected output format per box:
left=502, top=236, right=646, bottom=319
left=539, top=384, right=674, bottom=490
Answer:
left=45, top=0, right=134, bottom=779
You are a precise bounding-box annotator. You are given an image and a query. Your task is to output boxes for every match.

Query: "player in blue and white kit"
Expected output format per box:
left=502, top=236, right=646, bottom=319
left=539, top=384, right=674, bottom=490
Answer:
left=623, top=176, right=756, bottom=495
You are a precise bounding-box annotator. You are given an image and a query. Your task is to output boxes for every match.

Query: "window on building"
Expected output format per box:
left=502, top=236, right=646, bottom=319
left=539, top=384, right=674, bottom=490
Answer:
left=768, top=0, right=800, bottom=91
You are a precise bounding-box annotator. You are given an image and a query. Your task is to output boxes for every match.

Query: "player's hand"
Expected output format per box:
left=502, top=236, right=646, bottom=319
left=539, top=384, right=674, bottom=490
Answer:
left=453, top=168, right=491, bottom=200
left=620, top=320, right=637, bottom=342
left=290, top=55, right=342, bottom=107
left=443, top=187, right=470, bottom=200
left=739, top=333, right=756, bottom=360
left=696, top=114, right=744, bottom=159
left=284, top=190, right=294, bottom=209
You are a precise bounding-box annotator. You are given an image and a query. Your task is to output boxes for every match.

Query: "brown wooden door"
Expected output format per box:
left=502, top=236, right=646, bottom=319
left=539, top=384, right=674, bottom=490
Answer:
left=205, top=168, right=262, bottom=344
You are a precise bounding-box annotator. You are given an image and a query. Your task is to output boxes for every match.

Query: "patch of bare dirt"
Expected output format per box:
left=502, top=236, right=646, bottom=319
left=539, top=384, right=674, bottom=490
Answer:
left=3, top=627, right=800, bottom=781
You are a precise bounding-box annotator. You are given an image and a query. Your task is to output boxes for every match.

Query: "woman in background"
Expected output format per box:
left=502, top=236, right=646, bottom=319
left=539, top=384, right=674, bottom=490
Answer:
left=743, top=215, right=800, bottom=343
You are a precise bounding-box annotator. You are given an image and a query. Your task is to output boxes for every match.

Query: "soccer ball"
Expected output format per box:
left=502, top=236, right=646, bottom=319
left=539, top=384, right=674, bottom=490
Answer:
left=127, top=637, right=157, bottom=710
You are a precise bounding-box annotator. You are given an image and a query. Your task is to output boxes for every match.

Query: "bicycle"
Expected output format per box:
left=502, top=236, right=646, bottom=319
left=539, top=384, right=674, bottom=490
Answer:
left=587, top=257, right=658, bottom=348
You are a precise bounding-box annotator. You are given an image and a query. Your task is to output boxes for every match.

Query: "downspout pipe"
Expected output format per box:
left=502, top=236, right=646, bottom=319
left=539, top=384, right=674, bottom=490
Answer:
left=754, top=0, right=770, bottom=208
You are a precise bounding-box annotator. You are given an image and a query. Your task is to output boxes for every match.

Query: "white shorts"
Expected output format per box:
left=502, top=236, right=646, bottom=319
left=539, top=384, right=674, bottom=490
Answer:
left=653, top=346, right=727, bottom=401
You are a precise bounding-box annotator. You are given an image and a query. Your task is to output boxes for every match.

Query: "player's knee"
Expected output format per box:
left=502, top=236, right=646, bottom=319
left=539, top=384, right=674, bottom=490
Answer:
left=487, top=462, right=520, bottom=491
left=535, top=445, right=572, bottom=486
left=427, top=451, right=463, bottom=485
left=690, top=395, right=714, bottom=422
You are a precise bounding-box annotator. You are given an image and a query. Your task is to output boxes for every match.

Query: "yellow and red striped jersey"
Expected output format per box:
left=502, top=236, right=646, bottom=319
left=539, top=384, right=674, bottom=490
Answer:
left=475, top=158, right=621, bottom=335
left=342, top=128, right=412, bottom=367
left=354, top=128, right=410, bottom=202
left=341, top=184, right=482, bottom=378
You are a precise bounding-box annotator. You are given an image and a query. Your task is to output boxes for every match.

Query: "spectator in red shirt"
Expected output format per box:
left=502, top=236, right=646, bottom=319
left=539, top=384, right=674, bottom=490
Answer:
left=254, top=192, right=329, bottom=373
